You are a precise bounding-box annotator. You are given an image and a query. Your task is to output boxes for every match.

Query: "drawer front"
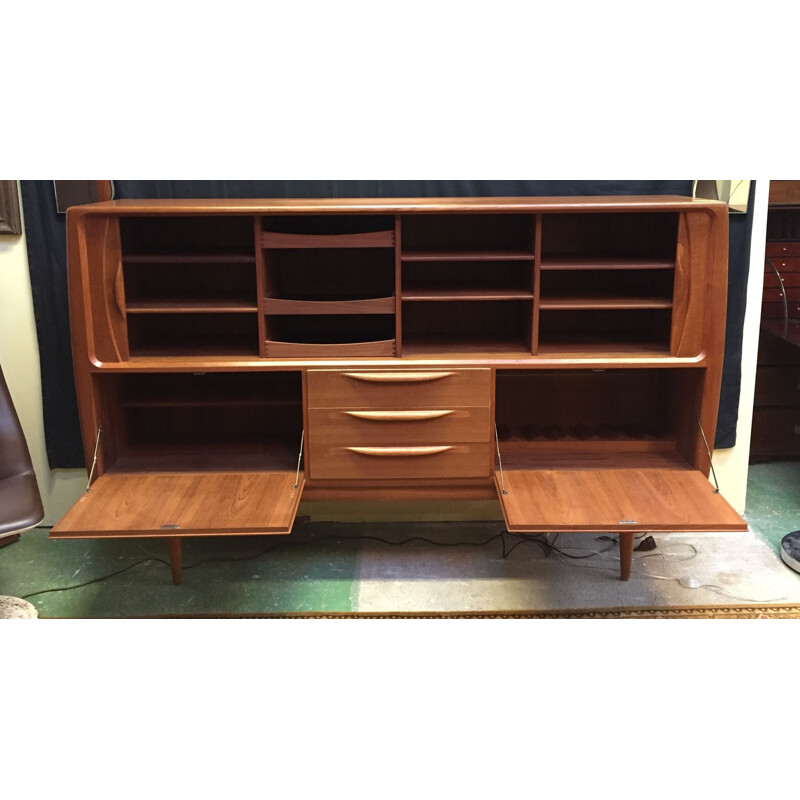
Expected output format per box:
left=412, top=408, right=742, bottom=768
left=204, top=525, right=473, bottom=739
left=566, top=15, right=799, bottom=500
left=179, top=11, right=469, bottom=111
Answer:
left=762, top=286, right=800, bottom=305
left=750, top=408, right=800, bottom=457
left=764, top=270, right=800, bottom=289
left=310, top=443, right=492, bottom=480
left=765, top=243, right=800, bottom=258
left=307, top=407, right=492, bottom=445
left=753, top=367, right=800, bottom=407
left=764, top=256, right=800, bottom=272
left=307, top=368, right=492, bottom=409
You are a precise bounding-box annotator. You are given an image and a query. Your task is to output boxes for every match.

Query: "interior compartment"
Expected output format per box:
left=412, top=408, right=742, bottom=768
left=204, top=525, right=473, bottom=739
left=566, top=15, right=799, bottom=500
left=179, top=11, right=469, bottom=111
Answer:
left=98, top=372, right=303, bottom=472
left=264, top=314, right=395, bottom=345
left=402, top=260, right=534, bottom=298
left=401, top=214, right=535, bottom=255
left=120, top=216, right=255, bottom=258
left=127, top=313, right=260, bottom=356
left=263, top=248, right=395, bottom=301
left=124, top=261, right=257, bottom=308
left=495, top=368, right=704, bottom=468
left=541, top=212, right=679, bottom=264
left=539, top=268, right=674, bottom=303
left=402, top=300, right=532, bottom=354
left=537, top=308, right=672, bottom=354
left=262, top=215, right=394, bottom=235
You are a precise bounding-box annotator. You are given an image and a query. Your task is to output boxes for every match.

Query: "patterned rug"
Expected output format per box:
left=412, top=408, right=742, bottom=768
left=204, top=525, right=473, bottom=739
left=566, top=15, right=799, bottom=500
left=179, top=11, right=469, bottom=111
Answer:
left=149, top=604, right=800, bottom=619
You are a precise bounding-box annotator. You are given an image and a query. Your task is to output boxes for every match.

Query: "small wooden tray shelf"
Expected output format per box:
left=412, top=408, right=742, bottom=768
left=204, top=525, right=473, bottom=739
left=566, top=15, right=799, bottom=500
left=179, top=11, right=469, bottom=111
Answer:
left=261, top=230, right=394, bottom=249
left=263, top=296, right=395, bottom=315
left=264, top=339, right=396, bottom=358
left=402, top=250, right=535, bottom=262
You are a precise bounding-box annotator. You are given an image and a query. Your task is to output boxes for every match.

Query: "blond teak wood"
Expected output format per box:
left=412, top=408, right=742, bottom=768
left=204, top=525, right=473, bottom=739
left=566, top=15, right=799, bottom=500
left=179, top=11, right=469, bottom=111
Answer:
left=52, top=197, right=743, bottom=585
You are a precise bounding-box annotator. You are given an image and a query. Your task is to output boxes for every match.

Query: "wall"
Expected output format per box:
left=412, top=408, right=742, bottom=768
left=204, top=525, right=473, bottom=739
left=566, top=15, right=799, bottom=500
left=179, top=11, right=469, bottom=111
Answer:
left=710, top=180, right=769, bottom=514
left=0, top=183, right=86, bottom=526
left=0, top=182, right=769, bottom=526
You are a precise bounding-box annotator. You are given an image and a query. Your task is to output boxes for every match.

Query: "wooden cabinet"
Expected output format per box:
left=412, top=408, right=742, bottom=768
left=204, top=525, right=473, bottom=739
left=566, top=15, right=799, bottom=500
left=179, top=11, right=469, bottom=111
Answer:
left=51, top=196, right=746, bottom=584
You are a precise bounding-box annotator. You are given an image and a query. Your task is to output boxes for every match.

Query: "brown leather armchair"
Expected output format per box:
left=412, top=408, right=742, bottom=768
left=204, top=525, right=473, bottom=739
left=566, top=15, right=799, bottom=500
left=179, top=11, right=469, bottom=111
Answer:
left=0, top=364, right=44, bottom=539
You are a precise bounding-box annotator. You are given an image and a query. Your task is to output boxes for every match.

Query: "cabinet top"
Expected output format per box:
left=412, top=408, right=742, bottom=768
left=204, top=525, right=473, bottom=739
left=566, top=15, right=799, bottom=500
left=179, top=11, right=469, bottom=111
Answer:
left=69, top=195, right=726, bottom=216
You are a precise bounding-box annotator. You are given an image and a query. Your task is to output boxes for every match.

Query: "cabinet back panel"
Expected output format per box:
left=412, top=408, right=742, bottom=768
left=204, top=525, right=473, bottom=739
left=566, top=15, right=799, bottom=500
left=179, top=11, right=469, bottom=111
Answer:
left=120, top=216, right=254, bottom=256
left=401, top=214, right=535, bottom=252
left=542, top=212, right=679, bottom=259
left=262, top=215, right=394, bottom=235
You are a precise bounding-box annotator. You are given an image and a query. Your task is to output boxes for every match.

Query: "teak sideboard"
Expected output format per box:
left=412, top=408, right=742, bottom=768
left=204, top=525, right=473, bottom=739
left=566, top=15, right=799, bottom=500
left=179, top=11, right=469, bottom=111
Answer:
left=51, top=197, right=747, bottom=584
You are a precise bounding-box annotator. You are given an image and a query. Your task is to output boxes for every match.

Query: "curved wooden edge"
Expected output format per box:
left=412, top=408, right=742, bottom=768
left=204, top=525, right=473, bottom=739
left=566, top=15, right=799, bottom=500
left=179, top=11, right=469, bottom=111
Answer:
left=343, top=371, right=455, bottom=383
left=344, top=410, right=454, bottom=421
left=346, top=446, right=453, bottom=457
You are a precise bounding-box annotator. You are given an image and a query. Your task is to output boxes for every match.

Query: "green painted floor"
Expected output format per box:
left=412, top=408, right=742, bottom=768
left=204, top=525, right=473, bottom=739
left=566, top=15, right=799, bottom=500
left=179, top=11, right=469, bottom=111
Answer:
left=744, top=461, right=800, bottom=552
left=1, top=461, right=797, bottom=617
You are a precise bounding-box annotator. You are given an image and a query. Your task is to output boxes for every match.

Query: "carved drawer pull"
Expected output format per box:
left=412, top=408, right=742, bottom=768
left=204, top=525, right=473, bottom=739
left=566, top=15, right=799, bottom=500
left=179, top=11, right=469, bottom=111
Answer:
left=344, top=410, right=454, bottom=422
left=342, top=372, right=455, bottom=383
left=346, top=446, right=453, bottom=457
left=114, top=260, right=126, bottom=316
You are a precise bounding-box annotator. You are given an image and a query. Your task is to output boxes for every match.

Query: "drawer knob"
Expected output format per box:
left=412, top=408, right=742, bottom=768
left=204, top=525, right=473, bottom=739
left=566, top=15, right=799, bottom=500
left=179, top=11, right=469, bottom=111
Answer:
left=343, top=371, right=455, bottom=383
left=344, top=410, right=454, bottom=422
left=346, top=446, right=453, bottom=457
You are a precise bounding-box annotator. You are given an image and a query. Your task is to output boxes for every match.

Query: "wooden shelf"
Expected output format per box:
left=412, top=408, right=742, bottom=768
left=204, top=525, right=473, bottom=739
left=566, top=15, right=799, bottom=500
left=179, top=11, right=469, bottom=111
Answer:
left=536, top=339, right=671, bottom=357
left=124, top=254, right=255, bottom=264
left=402, top=288, right=533, bottom=302
left=126, top=300, right=258, bottom=314
left=401, top=250, right=535, bottom=262
left=263, top=296, right=395, bottom=315
left=497, top=441, right=687, bottom=471
left=261, top=230, right=394, bottom=249
left=264, top=339, right=396, bottom=358
left=540, top=257, right=675, bottom=271
left=539, top=296, right=673, bottom=311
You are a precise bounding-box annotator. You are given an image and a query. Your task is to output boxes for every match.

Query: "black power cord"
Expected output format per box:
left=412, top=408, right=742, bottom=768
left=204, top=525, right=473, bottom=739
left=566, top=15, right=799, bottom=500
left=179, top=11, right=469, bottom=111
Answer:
left=20, top=529, right=636, bottom=601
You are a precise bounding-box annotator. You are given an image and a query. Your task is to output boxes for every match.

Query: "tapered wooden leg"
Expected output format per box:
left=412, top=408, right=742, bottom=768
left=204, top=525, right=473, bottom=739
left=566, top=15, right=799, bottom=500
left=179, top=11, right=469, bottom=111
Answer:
left=168, top=537, right=183, bottom=586
left=619, top=531, right=635, bottom=581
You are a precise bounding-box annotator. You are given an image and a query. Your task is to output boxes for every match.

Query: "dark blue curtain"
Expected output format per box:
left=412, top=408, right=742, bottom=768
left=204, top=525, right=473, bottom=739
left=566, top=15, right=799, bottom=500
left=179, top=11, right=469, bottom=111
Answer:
left=22, top=180, right=750, bottom=467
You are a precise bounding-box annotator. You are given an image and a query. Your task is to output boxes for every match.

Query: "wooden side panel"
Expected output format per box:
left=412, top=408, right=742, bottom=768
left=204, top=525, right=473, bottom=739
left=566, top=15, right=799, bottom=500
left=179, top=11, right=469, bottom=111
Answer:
left=80, top=214, right=128, bottom=363
left=51, top=471, right=305, bottom=537
left=496, top=468, right=746, bottom=533
left=671, top=210, right=710, bottom=358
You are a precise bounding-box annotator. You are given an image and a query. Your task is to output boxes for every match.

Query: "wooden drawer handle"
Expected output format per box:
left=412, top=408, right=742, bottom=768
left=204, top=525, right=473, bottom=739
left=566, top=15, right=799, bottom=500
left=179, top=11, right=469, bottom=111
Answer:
left=344, top=410, right=454, bottom=422
left=114, top=260, right=126, bottom=316
left=346, top=446, right=453, bottom=457
left=342, top=371, right=455, bottom=383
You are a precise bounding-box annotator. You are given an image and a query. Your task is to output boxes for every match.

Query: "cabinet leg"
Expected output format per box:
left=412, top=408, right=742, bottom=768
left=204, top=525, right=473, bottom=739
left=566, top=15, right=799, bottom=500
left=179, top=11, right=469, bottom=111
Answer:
left=619, top=531, right=634, bottom=581
left=168, top=537, right=183, bottom=586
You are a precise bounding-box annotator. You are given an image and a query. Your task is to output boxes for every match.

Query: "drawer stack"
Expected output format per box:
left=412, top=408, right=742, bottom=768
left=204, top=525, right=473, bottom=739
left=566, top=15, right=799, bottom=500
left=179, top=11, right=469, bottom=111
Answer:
left=751, top=331, right=800, bottom=459
left=764, top=242, right=800, bottom=323
left=306, top=369, right=493, bottom=480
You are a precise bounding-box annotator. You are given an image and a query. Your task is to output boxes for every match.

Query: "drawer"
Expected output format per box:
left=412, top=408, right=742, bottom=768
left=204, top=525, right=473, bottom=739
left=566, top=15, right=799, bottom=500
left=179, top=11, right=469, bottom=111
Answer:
left=753, top=367, right=800, bottom=407
left=762, top=286, right=800, bottom=304
left=764, top=270, right=800, bottom=289
left=762, top=302, right=800, bottom=319
left=764, top=256, right=800, bottom=273
left=309, top=442, right=492, bottom=480
left=307, top=406, right=491, bottom=445
left=766, top=243, right=800, bottom=258
left=750, top=408, right=800, bottom=457
left=307, top=368, right=492, bottom=409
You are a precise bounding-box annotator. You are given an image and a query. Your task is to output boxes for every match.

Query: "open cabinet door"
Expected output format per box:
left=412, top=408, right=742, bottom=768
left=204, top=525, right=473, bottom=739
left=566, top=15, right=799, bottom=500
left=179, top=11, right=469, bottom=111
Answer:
left=51, top=471, right=305, bottom=538
left=495, top=467, right=746, bottom=534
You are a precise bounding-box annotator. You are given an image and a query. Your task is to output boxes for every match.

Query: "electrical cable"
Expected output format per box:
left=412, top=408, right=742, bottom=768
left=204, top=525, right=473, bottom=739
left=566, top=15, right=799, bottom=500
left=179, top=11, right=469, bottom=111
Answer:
left=19, top=530, right=788, bottom=606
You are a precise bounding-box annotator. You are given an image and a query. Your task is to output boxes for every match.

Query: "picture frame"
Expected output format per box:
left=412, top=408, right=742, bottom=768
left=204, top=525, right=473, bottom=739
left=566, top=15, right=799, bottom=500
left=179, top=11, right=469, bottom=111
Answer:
left=0, top=180, right=22, bottom=235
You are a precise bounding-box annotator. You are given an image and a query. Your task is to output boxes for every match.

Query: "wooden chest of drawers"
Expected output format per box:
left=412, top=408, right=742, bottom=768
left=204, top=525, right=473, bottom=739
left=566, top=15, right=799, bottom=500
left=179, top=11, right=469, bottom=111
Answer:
left=306, top=368, right=493, bottom=479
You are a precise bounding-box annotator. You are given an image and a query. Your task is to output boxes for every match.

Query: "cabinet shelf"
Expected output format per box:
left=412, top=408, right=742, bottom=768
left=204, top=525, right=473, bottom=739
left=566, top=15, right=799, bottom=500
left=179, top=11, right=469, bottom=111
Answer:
left=539, top=296, right=673, bottom=311
left=264, top=339, right=396, bottom=358
left=261, top=230, right=394, bottom=249
left=540, top=257, right=675, bottom=271
left=263, top=296, right=395, bottom=315
left=126, top=300, right=258, bottom=314
left=124, top=253, right=256, bottom=264
left=402, top=250, right=535, bottom=262
left=403, top=288, right=533, bottom=302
